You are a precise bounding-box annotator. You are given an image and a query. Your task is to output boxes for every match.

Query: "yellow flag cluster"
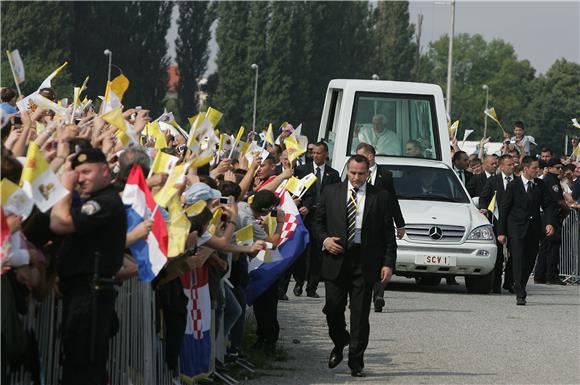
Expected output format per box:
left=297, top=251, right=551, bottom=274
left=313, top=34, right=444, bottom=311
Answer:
left=167, top=197, right=191, bottom=257
left=154, top=162, right=190, bottom=208
left=284, top=134, right=306, bottom=162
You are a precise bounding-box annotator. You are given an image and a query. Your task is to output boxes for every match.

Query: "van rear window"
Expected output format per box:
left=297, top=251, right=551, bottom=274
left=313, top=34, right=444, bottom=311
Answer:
left=347, top=92, right=440, bottom=160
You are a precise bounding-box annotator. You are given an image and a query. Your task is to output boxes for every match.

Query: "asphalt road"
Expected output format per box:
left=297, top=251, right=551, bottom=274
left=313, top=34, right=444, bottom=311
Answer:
left=250, top=276, right=580, bottom=385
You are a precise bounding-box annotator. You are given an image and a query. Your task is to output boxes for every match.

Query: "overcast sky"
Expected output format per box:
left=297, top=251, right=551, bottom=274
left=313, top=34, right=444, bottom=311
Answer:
left=166, top=1, right=580, bottom=76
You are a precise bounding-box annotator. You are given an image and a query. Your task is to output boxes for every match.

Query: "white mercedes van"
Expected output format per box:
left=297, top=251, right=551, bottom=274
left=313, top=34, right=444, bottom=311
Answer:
left=317, top=79, right=497, bottom=294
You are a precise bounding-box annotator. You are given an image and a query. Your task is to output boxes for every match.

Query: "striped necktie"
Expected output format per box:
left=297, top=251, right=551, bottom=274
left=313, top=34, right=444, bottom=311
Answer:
left=347, top=187, right=358, bottom=246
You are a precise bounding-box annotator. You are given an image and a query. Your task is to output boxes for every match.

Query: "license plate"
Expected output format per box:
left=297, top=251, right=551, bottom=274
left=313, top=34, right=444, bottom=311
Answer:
left=415, top=255, right=455, bottom=266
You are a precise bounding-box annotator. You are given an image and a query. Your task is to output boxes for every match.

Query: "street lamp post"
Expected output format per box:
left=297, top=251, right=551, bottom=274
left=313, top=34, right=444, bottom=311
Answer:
left=250, top=63, right=259, bottom=135
left=104, top=49, right=112, bottom=83
left=482, top=84, right=489, bottom=138
left=445, top=0, right=456, bottom=117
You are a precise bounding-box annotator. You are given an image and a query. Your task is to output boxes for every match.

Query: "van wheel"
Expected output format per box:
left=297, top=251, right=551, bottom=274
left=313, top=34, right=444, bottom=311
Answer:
left=415, top=277, right=442, bottom=286
left=465, top=271, right=493, bottom=294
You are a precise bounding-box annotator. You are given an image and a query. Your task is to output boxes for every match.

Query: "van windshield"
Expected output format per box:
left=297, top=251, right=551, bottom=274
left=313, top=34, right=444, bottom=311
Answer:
left=347, top=92, right=440, bottom=160
left=389, top=165, right=470, bottom=203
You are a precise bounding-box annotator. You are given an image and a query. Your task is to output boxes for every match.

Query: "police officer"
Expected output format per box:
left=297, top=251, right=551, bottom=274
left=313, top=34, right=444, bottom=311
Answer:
left=534, top=158, right=568, bottom=285
left=50, top=148, right=127, bottom=385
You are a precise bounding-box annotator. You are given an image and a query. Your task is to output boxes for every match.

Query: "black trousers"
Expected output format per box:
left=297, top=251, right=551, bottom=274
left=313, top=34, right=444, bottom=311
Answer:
left=61, top=282, right=117, bottom=385
left=324, top=246, right=374, bottom=371
left=508, top=230, right=540, bottom=299
left=253, top=283, right=279, bottom=344
left=535, top=221, right=562, bottom=281
left=305, top=237, right=322, bottom=294
left=493, top=241, right=514, bottom=290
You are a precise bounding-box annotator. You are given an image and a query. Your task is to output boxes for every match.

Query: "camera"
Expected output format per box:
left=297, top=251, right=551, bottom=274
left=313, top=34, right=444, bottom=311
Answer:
left=219, top=197, right=230, bottom=205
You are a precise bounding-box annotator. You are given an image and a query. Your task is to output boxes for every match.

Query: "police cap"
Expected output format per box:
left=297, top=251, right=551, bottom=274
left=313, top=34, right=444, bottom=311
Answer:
left=72, top=148, right=107, bottom=169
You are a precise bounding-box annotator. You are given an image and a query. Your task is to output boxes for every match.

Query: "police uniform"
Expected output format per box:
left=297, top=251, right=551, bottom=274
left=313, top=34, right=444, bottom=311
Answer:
left=58, top=149, right=127, bottom=385
left=534, top=164, right=564, bottom=283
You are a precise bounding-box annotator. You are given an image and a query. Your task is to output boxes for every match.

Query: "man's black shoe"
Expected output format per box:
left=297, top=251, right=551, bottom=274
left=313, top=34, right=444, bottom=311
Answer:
left=547, top=279, right=566, bottom=286
left=278, top=294, right=289, bottom=301
left=492, top=287, right=501, bottom=294
left=374, top=306, right=383, bottom=313
left=503, top=284, right=515, bottom=293
left=293, top=284, right=303, bottom=297
left=306, top=292, right=320, bottom=298
left=351, top=369, right=365, bottom=377
left=328, top=346, right=344, bottom=369
left=516, top=297, right=526, bottom=306
left=534, top=278, right=546, bottom=284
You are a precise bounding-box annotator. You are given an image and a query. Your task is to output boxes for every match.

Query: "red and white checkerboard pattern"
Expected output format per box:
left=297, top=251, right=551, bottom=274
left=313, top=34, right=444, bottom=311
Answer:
left=278, top=213, right=297, bottom=246
left=190, top=287, right=203, bottom=340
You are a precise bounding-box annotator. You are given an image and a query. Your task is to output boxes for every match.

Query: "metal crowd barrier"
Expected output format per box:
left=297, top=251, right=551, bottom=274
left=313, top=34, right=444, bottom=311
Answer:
left=560, top=208, right=580, bottom=284
left=7, top=277, right=174, bottom=385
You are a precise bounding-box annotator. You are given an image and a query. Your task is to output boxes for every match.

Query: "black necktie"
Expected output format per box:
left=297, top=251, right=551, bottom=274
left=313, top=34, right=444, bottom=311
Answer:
left=459, top=170, right=465, bottom=183
left=505, top=176, right=512, bottom=188
left=315, top=167, right=322, bottom=201
left=527, top=180, right=534, bottom=200
left=347, top=188, right=358, bottom=246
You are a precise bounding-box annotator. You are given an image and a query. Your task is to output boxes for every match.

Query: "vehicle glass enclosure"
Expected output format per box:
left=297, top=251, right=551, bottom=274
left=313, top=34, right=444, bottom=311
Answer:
left=347, top=92, right=440, bottom=160
left=391, top=165, right=469, bottom=203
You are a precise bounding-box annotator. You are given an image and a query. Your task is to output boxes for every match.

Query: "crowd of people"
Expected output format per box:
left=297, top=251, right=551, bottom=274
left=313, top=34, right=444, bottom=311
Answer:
left=450, top=121, right=579, bottom=303
left=1, top=77, right=579, bottom=384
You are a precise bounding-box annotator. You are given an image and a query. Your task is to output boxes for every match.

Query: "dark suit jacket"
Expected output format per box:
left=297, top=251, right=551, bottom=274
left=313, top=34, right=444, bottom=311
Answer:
left=374, top=166, right=405, bottom=228
left=480, top=174, right=508, bottom=224
left=454, top=167, right=473, bottom=187
left=497, top=176, right=554, bottom=239
left=295, top=162, right=341, bottom=214
left=314, top=181, right=397, bottom=283
left=466, top=172, right=491, bottom=197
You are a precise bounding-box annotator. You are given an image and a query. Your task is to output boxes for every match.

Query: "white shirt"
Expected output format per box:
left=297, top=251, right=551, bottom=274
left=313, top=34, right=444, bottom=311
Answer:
left=521, top=175, right=532, bottom=192
left=501, top=172, right=513, bottom=190
left=485, top=171, right=493, bottom=179
left=368, top=164, right=378, bottom=185
left=313, top=163, right=326, bottom=184
left=347, top=181, right=366, bottom=244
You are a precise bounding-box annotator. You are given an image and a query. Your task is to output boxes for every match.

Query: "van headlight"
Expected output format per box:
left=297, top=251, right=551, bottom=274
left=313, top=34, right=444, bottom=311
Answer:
left=467, top=225, right=494, bottom=241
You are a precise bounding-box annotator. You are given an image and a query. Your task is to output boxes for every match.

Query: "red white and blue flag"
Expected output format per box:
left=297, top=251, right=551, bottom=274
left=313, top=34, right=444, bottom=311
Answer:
left=122, top=164, right=168, bottom=281
left=180, top=265, right=212, bottom=379
left=246, top=191, right=310, bottom=305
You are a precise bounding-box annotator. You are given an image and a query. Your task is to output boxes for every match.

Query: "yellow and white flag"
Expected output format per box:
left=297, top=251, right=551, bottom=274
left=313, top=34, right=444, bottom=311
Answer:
left=39, top=61, right=68, bottom=90
left=6, top=49, right=25, bottom=84
left=235, top=224, right=254, bottom=246
left=208, top=207, right=223, bottom=235
left=1, top=178, right=34, bottom=219
left=265, top=123, right=274, bottom=145
left=154, top=162, right=190, bottom=208
left=571, top=118, right=580, bottom=129
left=151, top=151, right=180, bottom=174
left=484, top=107, right=505, bottom=132
left=284, top=177, right=302, bottom=197
left=101, top=74, right=129, bottom=113
left=19, top=143, right=69, bottom=212
left=284, top=134, right=306, bottom=162
left=297, top=173, right=318, bottom=198
left=487, top=192, right=498, bottom=219
left=184, top=200, right=207, bottom=217
left=448, top=120, right=459, bottom=139
left=571, top=144, right=580, bottom=158
left=266, top=215, right=277, bottom=238
left=101, top=107, right=127, bottom=131
left=167, top=196, right=191, bottom=257
left=31, top=94, right=69, bottom=118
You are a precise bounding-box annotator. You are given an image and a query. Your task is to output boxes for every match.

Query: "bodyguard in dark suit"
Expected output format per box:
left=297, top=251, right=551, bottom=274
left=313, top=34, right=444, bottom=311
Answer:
left=497, top=156, right=555, bottom=305
left=292, top=141, right=341, bottom=297
left=467, top=155, right=498, bottom=197
left=452, top=151, right=474, bottom=187
left=356, top=143, right=405, bottom=312
left=314, top=155, right=397, bottom=377
left=480, top=154, right=515, bottom=293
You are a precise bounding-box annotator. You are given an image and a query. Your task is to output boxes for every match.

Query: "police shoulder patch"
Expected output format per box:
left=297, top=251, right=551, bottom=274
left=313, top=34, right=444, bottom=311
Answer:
left=81, top=200, right=101, bottom=215
left=552, top=185, right=560, bottom=193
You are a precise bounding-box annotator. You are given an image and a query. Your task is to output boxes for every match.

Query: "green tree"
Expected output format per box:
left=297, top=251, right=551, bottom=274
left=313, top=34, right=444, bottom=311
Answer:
left=214, top=1, right=252, bottom=133
left=1, top=1, right=73, bottom=97
left=424, top=33, right=535, bottom=141
left=372, top=1, right=416, bottom=81
left=72, top=2, right=171, bottom=115
left=526, top=59, right=580, bottom=153
left=175, top=1, right=217, bottom=121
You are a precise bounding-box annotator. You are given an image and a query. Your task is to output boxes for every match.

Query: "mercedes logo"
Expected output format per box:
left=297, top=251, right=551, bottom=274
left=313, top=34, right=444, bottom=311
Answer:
left=429, top=226, right=443, bottom=240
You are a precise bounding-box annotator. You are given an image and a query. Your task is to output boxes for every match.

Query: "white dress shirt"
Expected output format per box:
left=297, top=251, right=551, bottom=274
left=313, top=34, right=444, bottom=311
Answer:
left=347, top=181, right=366, bottom=244
left=314, top=163, right=325, bottom=184
left=501, top=172, right=513, bottom=190
left=521, top=175, right=532, bottom=192
left=368, top=164, right=378, bottom=185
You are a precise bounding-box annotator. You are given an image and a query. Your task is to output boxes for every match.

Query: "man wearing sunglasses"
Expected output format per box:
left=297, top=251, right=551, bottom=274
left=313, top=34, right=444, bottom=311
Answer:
left=534, top=158, right=569, bottom=285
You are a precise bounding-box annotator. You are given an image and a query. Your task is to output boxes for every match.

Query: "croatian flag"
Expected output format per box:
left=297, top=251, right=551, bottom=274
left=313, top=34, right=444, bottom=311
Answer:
left=122, top=164, right=168, bottom=281
left=180, top=265, right=212, bottom=379
left=246, top=191, right=310, bottom=305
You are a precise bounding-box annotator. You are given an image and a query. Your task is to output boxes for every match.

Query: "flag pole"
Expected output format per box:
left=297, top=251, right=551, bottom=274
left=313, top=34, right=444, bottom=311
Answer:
left=5, top=50, right=23, bottom=98
left=104, top=49, right=112, bottom=83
